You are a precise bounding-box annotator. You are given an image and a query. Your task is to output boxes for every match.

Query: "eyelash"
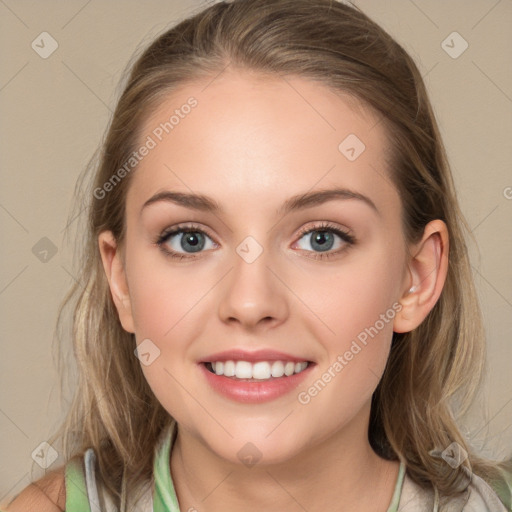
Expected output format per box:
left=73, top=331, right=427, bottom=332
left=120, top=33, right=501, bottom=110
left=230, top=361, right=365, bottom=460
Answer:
left=153, top=221, right=355, bottom=261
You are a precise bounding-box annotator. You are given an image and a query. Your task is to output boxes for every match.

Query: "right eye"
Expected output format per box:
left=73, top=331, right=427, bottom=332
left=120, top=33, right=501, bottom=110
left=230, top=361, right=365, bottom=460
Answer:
left=154, top=223, right=218, bottom=260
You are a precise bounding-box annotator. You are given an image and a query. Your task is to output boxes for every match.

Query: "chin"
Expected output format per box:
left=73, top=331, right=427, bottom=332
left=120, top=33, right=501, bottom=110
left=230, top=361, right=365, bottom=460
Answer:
left=201, top=426, right=306, bottom=467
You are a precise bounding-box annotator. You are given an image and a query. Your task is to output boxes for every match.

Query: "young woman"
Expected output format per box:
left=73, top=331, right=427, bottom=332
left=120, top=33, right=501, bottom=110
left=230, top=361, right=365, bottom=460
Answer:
left=3, top=0, right=511, bottom=510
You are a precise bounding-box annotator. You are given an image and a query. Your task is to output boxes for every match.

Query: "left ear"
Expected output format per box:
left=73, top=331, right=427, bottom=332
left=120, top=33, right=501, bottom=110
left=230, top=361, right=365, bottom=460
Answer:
left=393, top=219, right=449, bottom=333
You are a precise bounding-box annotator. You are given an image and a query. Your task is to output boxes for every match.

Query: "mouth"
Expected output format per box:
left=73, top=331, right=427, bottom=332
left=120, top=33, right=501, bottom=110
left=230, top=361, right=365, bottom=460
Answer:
left=202, top=360, right=312, bottom=381
left=199, top=356, right=316, bottom=403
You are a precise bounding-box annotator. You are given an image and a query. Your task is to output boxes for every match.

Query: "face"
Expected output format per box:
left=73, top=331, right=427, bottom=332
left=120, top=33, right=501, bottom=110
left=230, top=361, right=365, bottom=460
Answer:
left=102, top=70, right=414, bottom=465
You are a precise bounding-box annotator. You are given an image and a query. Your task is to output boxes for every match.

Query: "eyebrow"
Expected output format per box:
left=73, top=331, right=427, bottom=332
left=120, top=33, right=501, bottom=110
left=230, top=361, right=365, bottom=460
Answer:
left=140, top=187, right=379, bottom=217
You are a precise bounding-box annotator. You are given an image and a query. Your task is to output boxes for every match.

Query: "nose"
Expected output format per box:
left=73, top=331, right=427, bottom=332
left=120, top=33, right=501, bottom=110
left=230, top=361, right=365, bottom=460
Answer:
left=217, top=243, right=289, bottom=331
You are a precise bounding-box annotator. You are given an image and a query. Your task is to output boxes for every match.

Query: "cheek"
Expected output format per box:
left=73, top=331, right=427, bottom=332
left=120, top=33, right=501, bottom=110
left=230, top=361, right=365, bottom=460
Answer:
left=129, top=273, right=176, bottom=339
left=126, top=244, right=208, bottom=338
left=292, top=242, right=404, bottom=409
left=295, top=245, right=404, bottom=346
left=295, top=290, right=398, bottom=427
left=126, top=255, right=208, bottom=422
left=125, top=247, right=219, bottom=410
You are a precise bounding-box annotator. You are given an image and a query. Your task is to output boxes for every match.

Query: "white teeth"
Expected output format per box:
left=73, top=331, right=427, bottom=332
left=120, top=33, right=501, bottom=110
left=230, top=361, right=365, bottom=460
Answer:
left=271, top=361, right=285, bottom=378
left=208, top=360, right=309, bottom=380
left=235, top=361, right=252, bottom=379
left=284, top=361, right=295, bottom=376
left=252, top=362, right=271, bottom=379
left=223, top=360, right=235, bottom=377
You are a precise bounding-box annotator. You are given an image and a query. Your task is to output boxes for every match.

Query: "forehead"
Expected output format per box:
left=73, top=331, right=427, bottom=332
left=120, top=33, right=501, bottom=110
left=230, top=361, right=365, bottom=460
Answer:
left=127, top=69, right=399, bottom=220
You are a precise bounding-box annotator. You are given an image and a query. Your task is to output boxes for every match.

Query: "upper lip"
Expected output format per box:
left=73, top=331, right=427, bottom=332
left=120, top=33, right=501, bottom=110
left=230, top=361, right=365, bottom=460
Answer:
left=199, top=349, right=313, bottom=364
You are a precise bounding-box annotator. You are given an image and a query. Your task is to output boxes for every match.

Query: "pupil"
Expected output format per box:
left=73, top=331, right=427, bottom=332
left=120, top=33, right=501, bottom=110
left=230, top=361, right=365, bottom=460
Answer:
left=182, top=232, right=204, bottom=253
left=312, top=231, right=334, bottom=252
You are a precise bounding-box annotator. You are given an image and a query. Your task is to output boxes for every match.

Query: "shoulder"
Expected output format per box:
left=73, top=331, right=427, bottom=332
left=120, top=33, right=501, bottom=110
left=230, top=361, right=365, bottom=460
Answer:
left=1, top=466, right=66, bottom=512
left=455, top=468, right=511, bottom=511
left=487, top=464, right=512, bottom=511
left=399, top=466, right=511, bottom=512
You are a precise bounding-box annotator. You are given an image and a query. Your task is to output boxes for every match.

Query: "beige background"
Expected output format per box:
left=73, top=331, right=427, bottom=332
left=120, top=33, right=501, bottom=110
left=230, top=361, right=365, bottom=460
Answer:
left=1, top=0, right=511, bottom=501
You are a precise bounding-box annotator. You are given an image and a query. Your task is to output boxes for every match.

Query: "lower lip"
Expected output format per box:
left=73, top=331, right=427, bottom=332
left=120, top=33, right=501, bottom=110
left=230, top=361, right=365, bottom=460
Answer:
left=199, top=362, right=314, bottom=403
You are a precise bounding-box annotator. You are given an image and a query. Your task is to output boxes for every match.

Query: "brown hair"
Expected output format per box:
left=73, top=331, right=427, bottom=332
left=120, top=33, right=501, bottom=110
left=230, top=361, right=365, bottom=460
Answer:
left=46, top=0, right=509, bottom=508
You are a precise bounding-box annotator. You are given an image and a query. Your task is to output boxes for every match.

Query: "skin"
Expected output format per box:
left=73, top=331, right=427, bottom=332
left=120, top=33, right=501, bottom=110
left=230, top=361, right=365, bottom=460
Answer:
left=98, top=69, right=449, bottom=512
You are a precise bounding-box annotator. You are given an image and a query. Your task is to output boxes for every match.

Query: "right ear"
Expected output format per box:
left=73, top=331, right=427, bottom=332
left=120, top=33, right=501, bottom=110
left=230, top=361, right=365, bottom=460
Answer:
left=98, top=231, right=135, bottom=333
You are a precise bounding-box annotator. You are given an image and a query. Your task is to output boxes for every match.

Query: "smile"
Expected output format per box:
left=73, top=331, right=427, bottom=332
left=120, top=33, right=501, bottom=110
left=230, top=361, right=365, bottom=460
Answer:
left=205, top=360, right=309, bottom=380
left=200, top=360, right=315, bottom=403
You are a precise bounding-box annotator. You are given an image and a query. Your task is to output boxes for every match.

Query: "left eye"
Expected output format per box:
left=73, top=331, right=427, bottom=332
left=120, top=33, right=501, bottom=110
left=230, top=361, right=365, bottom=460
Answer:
left=294, top=227, right=351, bottom=253
left=160, top=229, right=216, bottom=254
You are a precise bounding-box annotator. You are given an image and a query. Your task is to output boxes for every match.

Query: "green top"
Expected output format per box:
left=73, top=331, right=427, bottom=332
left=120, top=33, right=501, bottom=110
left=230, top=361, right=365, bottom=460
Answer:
left=151, top=423, right=408, bottom=512
left=62, top=421, right=511, bottom=511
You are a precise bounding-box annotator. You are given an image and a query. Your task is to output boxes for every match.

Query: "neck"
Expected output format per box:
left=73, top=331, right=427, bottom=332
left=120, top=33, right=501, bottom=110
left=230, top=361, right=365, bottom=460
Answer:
left=170, top=403, right=400, bottom=512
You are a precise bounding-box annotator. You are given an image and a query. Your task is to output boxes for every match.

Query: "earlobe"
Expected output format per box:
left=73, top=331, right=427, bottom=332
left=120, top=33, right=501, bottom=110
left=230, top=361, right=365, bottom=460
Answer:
left=98, top=231, right=135, bottom=333
left=393, top=220, right=449, bottom=333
